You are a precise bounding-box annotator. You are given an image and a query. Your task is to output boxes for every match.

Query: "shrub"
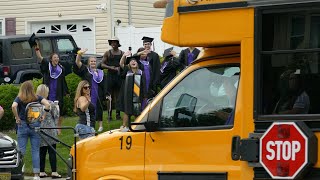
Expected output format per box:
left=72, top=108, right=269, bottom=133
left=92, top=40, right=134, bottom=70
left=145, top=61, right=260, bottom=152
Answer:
left=0, top=73, right=82, bottom=131
left=32, top=78, right=43, bottom=89
left=0, top=84, right=19, bottom=131
left=63, top=73, right=81, bottom=116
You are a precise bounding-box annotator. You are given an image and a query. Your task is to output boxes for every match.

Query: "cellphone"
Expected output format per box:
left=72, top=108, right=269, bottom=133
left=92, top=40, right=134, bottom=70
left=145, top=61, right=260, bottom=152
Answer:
left=129, top=47, right=132, bottom=51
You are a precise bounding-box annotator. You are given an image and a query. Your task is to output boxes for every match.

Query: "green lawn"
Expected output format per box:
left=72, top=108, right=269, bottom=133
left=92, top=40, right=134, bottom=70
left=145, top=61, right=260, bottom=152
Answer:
left=4, top=111, right=124, bottom=176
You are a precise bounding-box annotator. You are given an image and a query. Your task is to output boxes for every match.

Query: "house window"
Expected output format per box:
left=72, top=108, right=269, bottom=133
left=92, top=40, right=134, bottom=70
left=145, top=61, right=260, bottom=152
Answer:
left=0, top=19, right=4, bottom=35
left=37, top=27, right=46, bottom=34
left=51, top=25, right=61, bottom=33
left=67, top=24, right=77, bottom=32
left=0, top=41, right=3, bottom=63
left=82, top=25, right=92, bottom=32
left=258, top=8, right=320, bottom=115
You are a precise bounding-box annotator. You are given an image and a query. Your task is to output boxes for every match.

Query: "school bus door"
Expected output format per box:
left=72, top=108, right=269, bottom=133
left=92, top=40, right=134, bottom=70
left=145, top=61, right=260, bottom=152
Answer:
left=144, top=59, right=248, bottom=179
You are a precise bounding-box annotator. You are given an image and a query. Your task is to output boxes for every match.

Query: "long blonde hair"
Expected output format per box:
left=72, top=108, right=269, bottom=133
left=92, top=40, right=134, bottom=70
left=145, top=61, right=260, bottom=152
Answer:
left=18, top=81, right=37, bottom=104
left=74, top=80, right=90, bottom=112
left=36, top=84, right=49, bottom=99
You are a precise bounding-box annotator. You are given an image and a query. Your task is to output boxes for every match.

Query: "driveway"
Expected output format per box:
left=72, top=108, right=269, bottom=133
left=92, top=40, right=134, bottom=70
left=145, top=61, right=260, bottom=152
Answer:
left=24, top=176, right=67, bottom=180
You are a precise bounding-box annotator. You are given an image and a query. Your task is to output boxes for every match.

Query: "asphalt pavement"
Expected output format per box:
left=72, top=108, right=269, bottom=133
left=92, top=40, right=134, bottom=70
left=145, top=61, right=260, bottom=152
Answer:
left=24, top=176, right=67, bottom=180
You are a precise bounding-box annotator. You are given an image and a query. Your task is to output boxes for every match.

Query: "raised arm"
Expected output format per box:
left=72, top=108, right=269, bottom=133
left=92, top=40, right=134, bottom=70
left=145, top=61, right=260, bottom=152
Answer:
left=35, top=42, right=44, bottom=62
left=178, top=49, right=186, bottom=69
left=78, top=96, right=91, bottom=112
left=75, top=48, right=88, bottom=68
left=120, top=51, right=132, bottom=69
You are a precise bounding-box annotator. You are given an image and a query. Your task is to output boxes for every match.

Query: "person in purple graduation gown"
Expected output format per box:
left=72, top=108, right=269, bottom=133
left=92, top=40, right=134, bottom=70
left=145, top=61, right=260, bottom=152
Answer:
left=73, top=49, right=108, bottom=132
left=135, top=48, right=156, bottom=110
left=179, top=47, right=200, bottom=69
left=160, top=49, right=180, bottom=89
left=117, top=52, right=147, bottom=131
left=137, top=37, right=161, bottom=96
left=35, top=45, right=69, bottom=135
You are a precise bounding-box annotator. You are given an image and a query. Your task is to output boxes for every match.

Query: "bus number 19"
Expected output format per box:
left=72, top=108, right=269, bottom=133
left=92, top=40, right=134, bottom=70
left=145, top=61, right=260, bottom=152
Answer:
left=119, top=136, right=132, bottom=150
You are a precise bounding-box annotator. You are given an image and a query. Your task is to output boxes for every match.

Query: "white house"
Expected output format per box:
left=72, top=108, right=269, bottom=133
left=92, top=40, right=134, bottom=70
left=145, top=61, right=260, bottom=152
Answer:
left=0, top=0, right=165, bottom=54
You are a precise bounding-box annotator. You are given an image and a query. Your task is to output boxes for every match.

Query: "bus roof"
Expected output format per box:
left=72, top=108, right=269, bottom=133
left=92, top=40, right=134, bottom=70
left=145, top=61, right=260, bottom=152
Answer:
left=160, top=0, right=320, bottom=47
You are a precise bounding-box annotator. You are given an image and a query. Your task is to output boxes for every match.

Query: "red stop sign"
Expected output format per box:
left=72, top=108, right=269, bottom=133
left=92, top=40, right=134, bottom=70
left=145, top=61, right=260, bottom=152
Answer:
left=260, top=122, right=308, bottom=179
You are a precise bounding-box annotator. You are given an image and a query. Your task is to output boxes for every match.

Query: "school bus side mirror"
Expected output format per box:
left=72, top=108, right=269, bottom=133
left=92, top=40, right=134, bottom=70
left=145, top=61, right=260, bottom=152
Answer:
left=128, top=120, right=158, bottom=132
left=173, top=93, right=197, bottom=120
left=125, top=73, right=158, bottom=132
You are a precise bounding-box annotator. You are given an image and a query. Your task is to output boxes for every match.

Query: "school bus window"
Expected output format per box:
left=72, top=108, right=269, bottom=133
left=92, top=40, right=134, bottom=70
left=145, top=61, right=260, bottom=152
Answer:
left=259, top=8, right=320, bottom=115
left=159, top=65, right=240, bottom=128
left=165, top=0, right=174, bottom=18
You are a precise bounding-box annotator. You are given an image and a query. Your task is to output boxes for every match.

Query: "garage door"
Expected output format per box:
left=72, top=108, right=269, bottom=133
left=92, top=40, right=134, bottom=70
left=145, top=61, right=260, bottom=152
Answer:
left=31, top=20, right=95, bottom=53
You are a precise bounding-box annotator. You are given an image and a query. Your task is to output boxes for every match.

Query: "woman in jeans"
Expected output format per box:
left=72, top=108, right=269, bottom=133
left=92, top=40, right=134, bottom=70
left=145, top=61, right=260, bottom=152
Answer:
left=74, top=80, right=96, bottom=139
left=36, top=84, right=62, bottom=178
left=11, top=81, right=50, bottom=180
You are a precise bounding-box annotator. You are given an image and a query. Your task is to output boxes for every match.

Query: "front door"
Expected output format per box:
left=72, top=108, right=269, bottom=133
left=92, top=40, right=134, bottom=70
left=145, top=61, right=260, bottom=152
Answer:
left=145, top=62, right=244, bottom=179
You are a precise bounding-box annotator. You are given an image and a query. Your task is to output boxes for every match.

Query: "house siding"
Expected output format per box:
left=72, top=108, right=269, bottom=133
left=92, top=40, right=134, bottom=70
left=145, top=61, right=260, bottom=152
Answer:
left=113, top=0, right=165, bottom=28
left=0, top=0, right=165, bottom=54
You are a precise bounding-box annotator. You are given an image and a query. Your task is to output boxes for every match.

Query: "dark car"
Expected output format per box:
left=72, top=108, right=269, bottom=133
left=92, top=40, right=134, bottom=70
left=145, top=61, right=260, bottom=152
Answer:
left=0, top=133, right=24, bottom=180
left=0, top=34, right=102, bottom=84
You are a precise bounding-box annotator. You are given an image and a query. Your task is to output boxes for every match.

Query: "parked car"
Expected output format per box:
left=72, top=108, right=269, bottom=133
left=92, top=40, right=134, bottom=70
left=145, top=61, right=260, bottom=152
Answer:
left=0, top=34, right=102, bottom=84
left=0, top=133, right=24, bottom=180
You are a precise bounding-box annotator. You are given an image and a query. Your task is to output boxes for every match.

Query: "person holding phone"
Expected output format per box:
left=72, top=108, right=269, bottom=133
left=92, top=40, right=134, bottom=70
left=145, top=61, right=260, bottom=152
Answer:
left=137, top=37, right=161, bottom=96
left=160, top=48, right=180, bottom=89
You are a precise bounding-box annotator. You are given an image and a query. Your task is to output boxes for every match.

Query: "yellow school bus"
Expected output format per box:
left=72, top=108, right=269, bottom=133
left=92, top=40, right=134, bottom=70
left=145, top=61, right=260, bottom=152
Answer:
left=69, top=0, right=320, bottom=179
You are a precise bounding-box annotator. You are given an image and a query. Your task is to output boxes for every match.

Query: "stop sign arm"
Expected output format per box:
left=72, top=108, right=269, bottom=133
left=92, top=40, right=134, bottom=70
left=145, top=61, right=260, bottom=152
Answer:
left=232, top=133, right=262, bottom=165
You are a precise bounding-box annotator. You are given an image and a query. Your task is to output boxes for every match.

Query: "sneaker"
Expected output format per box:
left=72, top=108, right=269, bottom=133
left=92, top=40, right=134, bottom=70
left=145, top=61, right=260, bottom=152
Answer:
left=98, top=126, right=103, bottom=132
left=120, top=126, right=129, bottom=132
left=51, top=172, right=62, bottom=179
left=33, top=176, right=40, bottom=180
left=39, top=172, right=48, bottom=178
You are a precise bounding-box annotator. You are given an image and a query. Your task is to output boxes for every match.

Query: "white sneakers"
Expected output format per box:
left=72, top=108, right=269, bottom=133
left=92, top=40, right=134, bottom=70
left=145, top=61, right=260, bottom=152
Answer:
left=120, top=126, right=129, bottom=132
left=98, top=126, right=103, bottom=132
left=39, top=172, right=48, bottom=178
left=33, top=176, right=40, bottom=180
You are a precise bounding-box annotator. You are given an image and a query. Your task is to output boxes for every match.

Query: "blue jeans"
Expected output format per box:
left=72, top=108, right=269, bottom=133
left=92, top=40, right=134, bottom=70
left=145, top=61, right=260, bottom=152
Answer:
left=75, top=124, right=95, bottom=139
left=17, top=121, right=41, bottom=173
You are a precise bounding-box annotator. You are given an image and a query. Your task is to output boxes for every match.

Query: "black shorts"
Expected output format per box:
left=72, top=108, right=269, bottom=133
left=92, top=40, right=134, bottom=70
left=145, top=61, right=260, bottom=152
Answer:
left=106, top=73, right=122, bottom=93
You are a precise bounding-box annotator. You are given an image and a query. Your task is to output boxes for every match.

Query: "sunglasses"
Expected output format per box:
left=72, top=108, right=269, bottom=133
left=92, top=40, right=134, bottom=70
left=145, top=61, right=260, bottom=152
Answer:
left=83, top=86, right=91, bottom=90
